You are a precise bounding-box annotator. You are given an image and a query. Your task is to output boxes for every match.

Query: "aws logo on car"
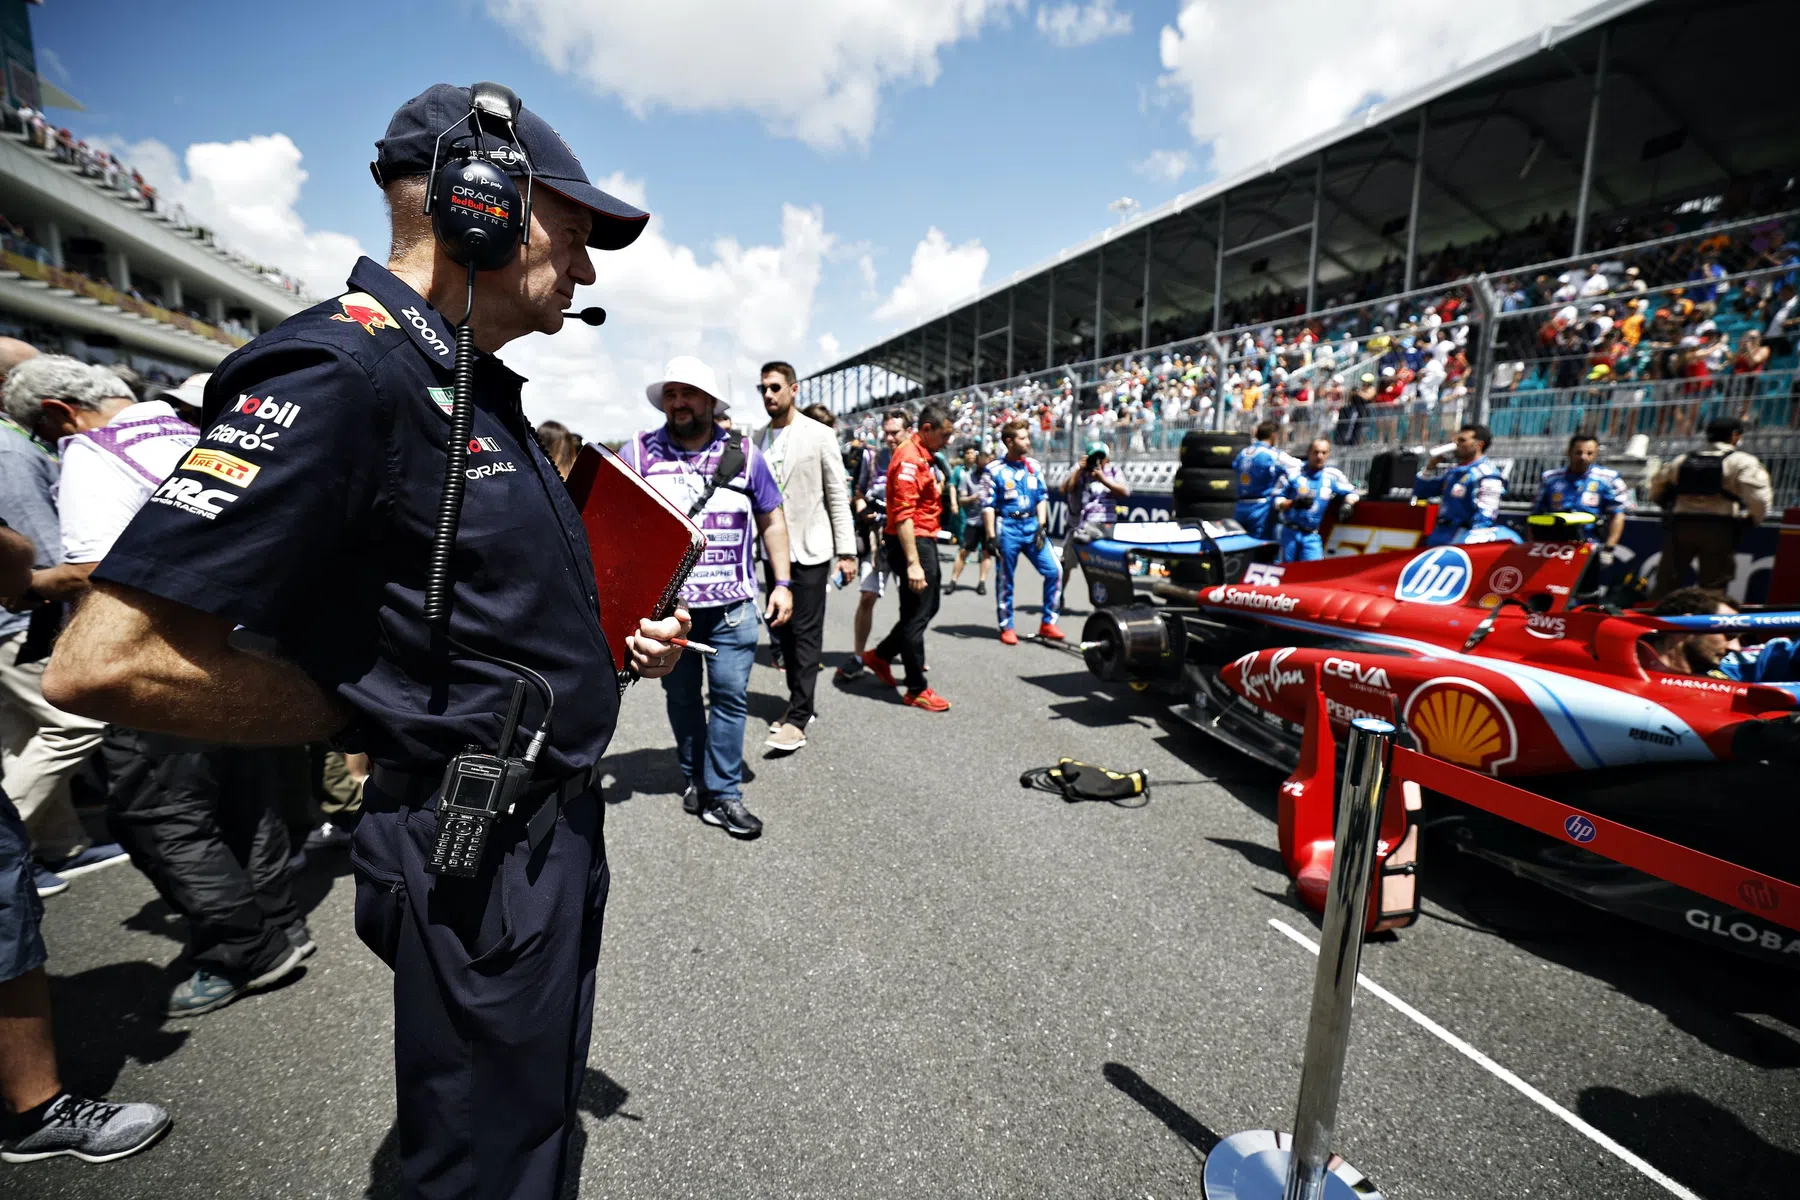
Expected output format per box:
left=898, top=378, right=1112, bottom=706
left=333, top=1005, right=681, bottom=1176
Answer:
left=1403, top=678, right=1518, bottom=773
left=1395, top=546, right=1472, bottom=605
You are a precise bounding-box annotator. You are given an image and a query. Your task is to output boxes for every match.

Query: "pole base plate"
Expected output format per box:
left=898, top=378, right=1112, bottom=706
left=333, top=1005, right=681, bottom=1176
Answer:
left=1202, top=1130, right=1383, bottom=1200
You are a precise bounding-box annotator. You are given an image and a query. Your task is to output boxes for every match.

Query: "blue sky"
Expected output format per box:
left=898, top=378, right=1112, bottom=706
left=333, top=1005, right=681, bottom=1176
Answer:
left=32, top=0, right=1591, bottom=435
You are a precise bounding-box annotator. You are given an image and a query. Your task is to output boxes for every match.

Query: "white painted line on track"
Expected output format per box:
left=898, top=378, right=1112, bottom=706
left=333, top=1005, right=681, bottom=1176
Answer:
left=1267, top=917, right=1701, bottom=1200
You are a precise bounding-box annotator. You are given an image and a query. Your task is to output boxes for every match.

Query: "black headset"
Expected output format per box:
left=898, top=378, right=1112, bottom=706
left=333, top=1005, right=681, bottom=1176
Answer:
left=423, top=82, right=534, bottom=273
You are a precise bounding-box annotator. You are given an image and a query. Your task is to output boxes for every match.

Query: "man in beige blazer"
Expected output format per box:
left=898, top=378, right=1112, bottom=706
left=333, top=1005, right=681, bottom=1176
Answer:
left=755, top=362, right=856, bottom=752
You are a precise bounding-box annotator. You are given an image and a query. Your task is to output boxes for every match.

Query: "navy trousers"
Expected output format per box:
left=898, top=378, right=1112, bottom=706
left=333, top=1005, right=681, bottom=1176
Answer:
left=352, top=776, right=609, bottom=1200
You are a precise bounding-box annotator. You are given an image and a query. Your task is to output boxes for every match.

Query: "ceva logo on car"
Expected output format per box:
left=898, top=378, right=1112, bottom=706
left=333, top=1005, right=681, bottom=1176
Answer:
left=1395, top=546, right=1473, bottom=605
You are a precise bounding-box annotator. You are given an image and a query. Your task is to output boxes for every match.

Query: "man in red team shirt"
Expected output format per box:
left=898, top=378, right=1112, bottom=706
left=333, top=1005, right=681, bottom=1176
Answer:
left=860, top=402, right=954, bottom=711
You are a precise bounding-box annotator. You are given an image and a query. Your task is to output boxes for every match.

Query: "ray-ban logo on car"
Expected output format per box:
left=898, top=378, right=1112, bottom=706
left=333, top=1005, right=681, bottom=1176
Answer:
left=1563, top=814, right=1598, bottom=844
left=1395, top=546, right=1472, bottom=605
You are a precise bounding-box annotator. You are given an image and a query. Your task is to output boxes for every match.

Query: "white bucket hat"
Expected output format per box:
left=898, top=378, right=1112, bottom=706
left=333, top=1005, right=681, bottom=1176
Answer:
left=645, top=355, right=727, bottom=414
left=159, top=372, right=210, bottom=407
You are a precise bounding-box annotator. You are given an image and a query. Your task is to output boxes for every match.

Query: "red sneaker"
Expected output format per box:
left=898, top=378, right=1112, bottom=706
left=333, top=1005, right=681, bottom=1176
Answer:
left=1038, top=623, right=1066, bottom=641
left=861, top=651, right=899, bottom=688
left=998, top=628, right=1020, bottom=645
left=903, top=687, right=952, bottom=712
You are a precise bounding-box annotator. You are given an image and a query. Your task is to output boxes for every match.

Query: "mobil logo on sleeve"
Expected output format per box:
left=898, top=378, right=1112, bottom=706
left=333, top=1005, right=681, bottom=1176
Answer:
left=1395, top=546, right=1473, bottom=605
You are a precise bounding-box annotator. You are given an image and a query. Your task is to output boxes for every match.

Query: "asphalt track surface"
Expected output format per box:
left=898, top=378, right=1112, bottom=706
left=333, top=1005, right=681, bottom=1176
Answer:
left=14, top=563, right=1800, bottom=1199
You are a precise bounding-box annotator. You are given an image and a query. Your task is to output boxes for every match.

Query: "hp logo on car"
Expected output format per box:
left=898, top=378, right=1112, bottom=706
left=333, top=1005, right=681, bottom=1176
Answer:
left=1395, top=546, right=1473, bottom=605
left=1564, top=814, right=1598, bottom=844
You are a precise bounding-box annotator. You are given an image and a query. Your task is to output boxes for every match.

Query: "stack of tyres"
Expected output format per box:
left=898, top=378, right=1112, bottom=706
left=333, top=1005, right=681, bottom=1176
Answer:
left=1173, top=431, right=1248, bottom=523
left=1172, top=430, right=1249, bottom=586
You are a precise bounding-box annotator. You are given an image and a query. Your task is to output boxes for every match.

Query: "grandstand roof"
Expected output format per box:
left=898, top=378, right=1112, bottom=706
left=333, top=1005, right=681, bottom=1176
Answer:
left=808, top=0, right=1795, bottom=402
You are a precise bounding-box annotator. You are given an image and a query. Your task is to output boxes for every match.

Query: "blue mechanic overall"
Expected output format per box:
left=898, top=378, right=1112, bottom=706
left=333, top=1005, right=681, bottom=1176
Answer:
left=1232, top=439, right=1300, bottom=539
left=1276, top=463, right=1359, bottom=562
left=1414, top=455, right=1514, bottom=546
left=1721, top=638, right=1800, bottom=683
left=1532, top=464, right=1632, bottom=539
left=984, top=455, right=1061, bottom=631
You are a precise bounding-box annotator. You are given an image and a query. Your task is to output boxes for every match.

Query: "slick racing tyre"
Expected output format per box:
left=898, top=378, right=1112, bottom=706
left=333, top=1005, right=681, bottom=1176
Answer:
left=1173, top=500, right=1238, bottom=523
left=1179, top=430, right=1249, bottom=469
left=1172, top=467, right=1236, bottom=504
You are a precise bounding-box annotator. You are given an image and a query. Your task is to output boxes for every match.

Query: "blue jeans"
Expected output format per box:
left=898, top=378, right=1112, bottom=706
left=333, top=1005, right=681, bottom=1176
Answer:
left=661, top=600, right=759, bottom=803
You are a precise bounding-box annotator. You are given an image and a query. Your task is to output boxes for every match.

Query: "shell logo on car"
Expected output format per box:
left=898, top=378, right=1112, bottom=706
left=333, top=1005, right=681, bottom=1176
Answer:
left=1405, top=679, right=1517, bottom=773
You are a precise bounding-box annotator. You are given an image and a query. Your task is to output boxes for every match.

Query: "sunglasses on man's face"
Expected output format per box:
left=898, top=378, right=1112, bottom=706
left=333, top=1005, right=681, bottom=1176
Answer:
left=758, top=383, right=786, bottom=394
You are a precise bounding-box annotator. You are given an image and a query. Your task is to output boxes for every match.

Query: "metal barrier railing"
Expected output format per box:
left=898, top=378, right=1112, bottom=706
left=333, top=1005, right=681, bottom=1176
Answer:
left=1203, top=718, right=1396, bottom=1200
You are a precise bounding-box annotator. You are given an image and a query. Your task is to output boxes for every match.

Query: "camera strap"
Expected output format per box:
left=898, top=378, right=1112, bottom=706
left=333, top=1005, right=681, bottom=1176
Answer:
left=686, top=430, right=746, bottom=519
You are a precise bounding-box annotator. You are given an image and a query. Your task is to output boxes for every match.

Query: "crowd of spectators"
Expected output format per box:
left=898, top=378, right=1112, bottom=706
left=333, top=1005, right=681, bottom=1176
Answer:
left=837, top=204, right=1800, bottom=459
left=1, top=100, right=307, bottom=300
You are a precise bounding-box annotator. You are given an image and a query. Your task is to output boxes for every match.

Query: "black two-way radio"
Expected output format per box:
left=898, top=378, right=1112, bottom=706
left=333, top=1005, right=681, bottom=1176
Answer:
left=416, top=82, right=554, bottom=877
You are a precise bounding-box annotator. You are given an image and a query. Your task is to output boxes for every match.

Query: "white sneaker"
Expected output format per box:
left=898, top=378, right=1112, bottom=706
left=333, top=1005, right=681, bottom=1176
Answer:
left=764, top=722, right=807, bottom=753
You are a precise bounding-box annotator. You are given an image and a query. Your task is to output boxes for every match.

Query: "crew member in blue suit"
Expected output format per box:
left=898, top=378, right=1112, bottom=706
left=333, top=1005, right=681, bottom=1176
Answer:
left=1232, top=420, right=1300, bottom=539
left=1273, top=438, right=1359, bottom=562
left=1414, top=422, right=1517, bottom=546
left=982, top=418, right=1063, bottom=645
left=1532, top=433, right=1631, bottom=566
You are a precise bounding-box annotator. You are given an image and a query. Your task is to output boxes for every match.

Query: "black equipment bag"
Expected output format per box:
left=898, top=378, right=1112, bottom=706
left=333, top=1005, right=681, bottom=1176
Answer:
left=1020, top=758, right=1150, bottom=807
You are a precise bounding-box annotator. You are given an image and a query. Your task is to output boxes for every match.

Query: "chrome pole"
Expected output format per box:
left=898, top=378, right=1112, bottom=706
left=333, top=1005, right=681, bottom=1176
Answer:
left=1203, top=717, right=1394, bottom=1200
left=1284, top=717, right=1393, bottom=1200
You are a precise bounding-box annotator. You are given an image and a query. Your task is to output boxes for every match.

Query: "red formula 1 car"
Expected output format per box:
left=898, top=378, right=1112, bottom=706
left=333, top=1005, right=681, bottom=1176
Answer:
left=1078, top=528, right=1800, bottom=967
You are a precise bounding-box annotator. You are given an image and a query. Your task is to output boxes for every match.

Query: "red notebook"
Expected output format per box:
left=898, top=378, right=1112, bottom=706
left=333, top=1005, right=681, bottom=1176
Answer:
left=563, top=442, right=707, bottom=684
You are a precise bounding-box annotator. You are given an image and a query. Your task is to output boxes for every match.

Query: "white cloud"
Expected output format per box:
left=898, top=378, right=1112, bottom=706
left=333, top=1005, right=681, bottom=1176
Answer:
left=857, top=253, right=878, bottom=292
left=488, top=0, right=1026, bottom=150
left=1157, top=1, right=1595, bottom=175
left=1036, top=0, right=1131, bottom=48
left=1133, top=148, right=1193, bottom=184
left=97, top=134, right=365, bottom=299
left=508, top=178, right=836, bottom=439
left=818, top=332, right=842, bottom=360
left=871, top=227, right=987, bottom=326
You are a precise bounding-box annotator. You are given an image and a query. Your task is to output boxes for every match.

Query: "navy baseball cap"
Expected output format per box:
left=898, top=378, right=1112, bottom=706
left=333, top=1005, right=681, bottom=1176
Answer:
left=372, top=83, right=648, bottom=252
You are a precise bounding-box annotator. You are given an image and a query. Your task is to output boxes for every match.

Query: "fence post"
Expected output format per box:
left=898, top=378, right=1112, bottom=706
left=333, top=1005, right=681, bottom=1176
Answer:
left=1202, top=718, right=1394, bottom=1200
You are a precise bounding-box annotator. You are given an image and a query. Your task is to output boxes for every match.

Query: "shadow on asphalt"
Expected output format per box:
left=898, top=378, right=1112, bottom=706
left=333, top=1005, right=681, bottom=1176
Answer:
left=363, top=1067, right=638, bottom=1199
left=599, top=748, right=763, bottom=806
left=1102, top=1062, right=1219, bottom=1162
left=48, top=961, right=190, bottom=1096
left=1577, top=1085, right=1800, bottom=1198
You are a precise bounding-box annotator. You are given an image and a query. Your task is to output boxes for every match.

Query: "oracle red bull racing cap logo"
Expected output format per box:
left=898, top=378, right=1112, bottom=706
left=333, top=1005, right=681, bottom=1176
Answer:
left=330, top=292, right=397, bottom=335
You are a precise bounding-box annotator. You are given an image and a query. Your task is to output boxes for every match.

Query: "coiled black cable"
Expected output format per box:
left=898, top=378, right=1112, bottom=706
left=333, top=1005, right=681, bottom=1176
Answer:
left=424, top=266, right=479, bottom=626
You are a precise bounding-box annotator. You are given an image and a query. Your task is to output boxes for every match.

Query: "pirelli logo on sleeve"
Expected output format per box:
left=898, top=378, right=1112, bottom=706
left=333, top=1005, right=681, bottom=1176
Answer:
left=182, top=448, right=261, bottom=488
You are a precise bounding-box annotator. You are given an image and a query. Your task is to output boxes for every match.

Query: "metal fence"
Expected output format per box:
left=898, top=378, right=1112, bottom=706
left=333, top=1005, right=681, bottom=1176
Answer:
left=833, top=207, right=1800, bottom=466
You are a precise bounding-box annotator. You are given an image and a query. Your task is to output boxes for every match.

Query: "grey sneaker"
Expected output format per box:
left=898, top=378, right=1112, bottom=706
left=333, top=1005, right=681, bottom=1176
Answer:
left=681, top=784, right=702, bottom=816
left=701, top=797, right=763, bottom=839
left=764, top=722, right=806, bottom=753
left=167, top=943, right=306, bottom=1017
left=285, top=920, right=317, bottom=961
left=0, top=1094, right=171, bottom=1164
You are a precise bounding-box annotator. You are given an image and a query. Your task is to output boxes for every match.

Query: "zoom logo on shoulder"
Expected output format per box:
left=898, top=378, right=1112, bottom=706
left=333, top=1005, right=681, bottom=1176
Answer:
left=1395, top=546, right=1472, bottom=605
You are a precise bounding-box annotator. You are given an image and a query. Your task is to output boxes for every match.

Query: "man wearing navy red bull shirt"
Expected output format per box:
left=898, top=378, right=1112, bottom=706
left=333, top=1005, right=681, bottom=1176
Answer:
left=1232, top=420, right=1300, bottom=539
left=1414, top=422, right=1516, bottom=546
left=1273, top=438, right=1358, bottom=562
left=983, top=418, right=1063, bottom=644
left=1533, top=433, right=1630, bottom=565
left=41, top=84, right=691, bottom=1199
